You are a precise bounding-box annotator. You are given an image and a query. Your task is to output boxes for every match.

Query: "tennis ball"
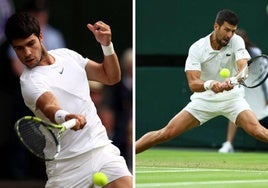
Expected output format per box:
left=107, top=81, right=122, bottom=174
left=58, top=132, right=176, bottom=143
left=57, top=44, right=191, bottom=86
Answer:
left=93, top=172, right=108, bottom=186
left=219, top=68, right=230, bottom=78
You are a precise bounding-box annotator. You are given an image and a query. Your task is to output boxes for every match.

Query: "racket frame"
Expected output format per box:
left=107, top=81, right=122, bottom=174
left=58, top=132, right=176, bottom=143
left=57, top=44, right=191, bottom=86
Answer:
left=14, top=116, right=76, bottom=161
left=230, top=54, right=268, bottom=88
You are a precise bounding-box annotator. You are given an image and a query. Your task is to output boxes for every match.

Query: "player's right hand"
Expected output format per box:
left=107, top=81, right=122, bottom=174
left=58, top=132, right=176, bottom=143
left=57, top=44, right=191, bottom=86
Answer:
left=65, top=114, right=87, bottom=131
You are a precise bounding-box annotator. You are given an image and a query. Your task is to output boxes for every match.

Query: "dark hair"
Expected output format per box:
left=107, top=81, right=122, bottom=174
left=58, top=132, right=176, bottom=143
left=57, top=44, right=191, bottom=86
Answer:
left=5, top=12, right=40, bottom=43
left=215, top=9, right=238, bottom=26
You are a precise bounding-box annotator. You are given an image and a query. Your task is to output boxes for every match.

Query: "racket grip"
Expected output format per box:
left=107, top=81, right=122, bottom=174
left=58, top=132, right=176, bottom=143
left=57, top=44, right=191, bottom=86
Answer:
left=62, top=119, right=76, bottom=129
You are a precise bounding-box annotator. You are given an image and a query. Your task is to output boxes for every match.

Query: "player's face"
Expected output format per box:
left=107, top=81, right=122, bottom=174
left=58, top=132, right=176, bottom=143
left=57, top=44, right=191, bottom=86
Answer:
left=214, top=21, right=237, bottom=47
left=11, top=34, right=44, bottom=68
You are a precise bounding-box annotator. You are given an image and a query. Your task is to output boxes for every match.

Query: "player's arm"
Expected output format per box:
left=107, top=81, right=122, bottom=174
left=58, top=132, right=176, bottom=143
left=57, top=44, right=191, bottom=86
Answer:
left=186, top=70, right=232, bottom=93
left=186, top=70, right=207, bottom=92
left=85, top=56, right=121, bottom=85
left=236, top=58, right=248, bottom=72
left=35, top=92, right=86, bottom=130
left=85, top=21, right=121, bottom=85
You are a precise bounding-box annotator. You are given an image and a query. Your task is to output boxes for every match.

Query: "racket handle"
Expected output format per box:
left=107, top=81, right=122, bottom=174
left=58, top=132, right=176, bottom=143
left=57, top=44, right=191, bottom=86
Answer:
left=62, top=119, right=76, bottom=129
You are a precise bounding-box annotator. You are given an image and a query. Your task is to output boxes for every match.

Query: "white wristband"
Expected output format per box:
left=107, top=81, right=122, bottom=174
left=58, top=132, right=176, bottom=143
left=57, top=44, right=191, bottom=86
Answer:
left=101, top=42, right=115, bottom=56
left=204, top=80, right=213, bottom=91
left=54, top=110, right=70, bottom=124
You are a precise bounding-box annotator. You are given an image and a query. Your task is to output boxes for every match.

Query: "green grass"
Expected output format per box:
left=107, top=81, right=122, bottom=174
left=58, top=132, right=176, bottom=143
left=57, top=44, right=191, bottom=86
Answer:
left=136, top=148, right=268, bottom=188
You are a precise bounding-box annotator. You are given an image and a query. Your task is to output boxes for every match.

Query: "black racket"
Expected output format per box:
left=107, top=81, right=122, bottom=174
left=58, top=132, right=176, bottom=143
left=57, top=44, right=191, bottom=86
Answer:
left=230, top=54, right=268, bottom=88
left=14, top=116, right=76, bottom=161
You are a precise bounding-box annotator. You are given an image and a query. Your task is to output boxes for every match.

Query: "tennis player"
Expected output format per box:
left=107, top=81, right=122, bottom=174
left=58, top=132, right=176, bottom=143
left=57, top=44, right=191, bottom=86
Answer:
left=5, top=12, right=132, bottom=187
left=136, top=9, right=268, bottom=154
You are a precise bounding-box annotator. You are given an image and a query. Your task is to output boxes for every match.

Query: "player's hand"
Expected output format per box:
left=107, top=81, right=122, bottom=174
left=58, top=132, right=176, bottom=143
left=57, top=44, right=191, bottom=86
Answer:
left=65, top=114, right=87, bottom=131
left=210, top=81, right=232, bottom=93
left=221, top=80, right=234, bottom=91
left=87, top=21, right=112, bottom=46
left=209, top=81, right=222, bottom=93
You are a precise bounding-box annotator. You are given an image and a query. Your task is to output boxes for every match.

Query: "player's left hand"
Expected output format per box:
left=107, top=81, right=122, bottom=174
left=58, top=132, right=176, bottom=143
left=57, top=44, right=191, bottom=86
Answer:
left=87, top=21, right=112, bottom=46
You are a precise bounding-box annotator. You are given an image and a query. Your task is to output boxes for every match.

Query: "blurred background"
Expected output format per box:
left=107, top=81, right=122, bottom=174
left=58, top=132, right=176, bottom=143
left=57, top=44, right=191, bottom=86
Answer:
left=136, top=0, right=268, bottom=150
left=0, top=0, right=132, bottom=187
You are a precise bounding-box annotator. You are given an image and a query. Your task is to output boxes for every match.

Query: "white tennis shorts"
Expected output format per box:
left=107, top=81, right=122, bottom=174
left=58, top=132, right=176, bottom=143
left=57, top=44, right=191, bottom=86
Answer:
left=45, top=144, right=132, bottom=188
left=184, top=97, right=251, bottom=125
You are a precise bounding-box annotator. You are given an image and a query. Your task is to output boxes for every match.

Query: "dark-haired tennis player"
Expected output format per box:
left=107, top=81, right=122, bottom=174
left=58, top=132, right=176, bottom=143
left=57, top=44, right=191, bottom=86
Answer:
left=5, top=12, right=132, bottom=188
left=136, top=9, right=268, bottom=154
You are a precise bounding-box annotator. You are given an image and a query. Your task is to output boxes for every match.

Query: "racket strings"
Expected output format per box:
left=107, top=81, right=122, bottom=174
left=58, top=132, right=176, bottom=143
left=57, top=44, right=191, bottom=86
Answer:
left=16, top=119, right=58, bottom=160
left=245, top=57, right=268, bottom=86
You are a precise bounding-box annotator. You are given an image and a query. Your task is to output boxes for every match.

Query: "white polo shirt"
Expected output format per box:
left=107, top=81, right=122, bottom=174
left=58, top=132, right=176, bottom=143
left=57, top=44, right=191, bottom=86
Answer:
left=20, top=48, right=111, bottom=159
left=185, top=33, right=251, bottom=102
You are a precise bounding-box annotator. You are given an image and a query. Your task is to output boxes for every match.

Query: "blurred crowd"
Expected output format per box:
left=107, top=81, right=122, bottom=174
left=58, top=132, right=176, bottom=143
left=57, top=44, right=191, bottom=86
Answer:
left=0, top=0, right=133, bottom=180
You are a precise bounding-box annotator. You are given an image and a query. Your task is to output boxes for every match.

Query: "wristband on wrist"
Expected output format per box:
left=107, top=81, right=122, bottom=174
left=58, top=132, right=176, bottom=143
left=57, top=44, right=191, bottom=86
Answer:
left=101, top=42, right=115, bottom=56
left=54, top=110, right=70, bottom=124
left=204, top=80, right=213, bottom=91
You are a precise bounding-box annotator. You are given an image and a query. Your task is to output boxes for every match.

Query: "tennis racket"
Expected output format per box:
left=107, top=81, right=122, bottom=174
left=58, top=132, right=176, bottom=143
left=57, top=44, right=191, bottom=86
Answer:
left=230, top=54, right=268, bottom=88
left=14, top=116, right=76, bottom=161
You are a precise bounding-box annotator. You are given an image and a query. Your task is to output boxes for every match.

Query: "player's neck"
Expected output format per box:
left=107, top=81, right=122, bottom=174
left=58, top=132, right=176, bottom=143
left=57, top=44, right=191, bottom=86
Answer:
left=39, top=46, right=55, bottom=66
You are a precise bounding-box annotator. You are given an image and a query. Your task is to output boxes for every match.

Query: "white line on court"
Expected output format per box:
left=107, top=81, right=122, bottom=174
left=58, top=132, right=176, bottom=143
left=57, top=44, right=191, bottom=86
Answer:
left=136, top=166, right=268, bottom=173
left=136, top=179, right=268, bottom=187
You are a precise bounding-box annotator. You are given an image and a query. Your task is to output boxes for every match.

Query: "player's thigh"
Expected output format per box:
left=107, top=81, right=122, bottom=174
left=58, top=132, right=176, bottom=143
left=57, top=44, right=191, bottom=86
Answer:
left=105, top=176, right=132, bottom=188
left=162, top=110, right=200, bottom=138
left=236, top=109, right=260, bottom=132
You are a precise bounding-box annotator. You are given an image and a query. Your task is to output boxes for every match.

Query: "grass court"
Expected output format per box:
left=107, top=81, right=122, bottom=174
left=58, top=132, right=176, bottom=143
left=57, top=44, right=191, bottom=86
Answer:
left=136, top=148, right=268, bottom=188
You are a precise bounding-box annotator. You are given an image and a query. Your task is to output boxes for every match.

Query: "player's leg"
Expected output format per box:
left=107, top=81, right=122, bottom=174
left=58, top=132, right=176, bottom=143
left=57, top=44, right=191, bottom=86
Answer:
left=105, top=176, right=132, bottom=188
left=136, top=110, right=200, bottom=154
left=236, top=110, right=268, bottom=142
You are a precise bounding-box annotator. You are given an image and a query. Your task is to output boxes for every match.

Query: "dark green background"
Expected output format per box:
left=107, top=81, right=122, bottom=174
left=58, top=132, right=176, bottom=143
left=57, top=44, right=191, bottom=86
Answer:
left=136, top=0, right=268, bottom=55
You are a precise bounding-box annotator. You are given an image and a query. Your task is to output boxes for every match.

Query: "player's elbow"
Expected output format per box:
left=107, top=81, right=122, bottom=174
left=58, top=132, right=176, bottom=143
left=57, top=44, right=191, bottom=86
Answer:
left=106, top=74, right=121, bottom=85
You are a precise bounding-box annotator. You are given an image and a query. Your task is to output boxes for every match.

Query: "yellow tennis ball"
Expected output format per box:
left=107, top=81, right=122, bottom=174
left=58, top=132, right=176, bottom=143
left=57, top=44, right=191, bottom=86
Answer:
left=219, top=68, right=230, bottom=78
left=93, top=172, right=108, bottom=186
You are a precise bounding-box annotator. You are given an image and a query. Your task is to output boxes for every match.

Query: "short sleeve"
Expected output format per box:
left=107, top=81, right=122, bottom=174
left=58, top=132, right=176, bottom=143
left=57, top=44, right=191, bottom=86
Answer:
left=232, top=35, right=251, bottom=61
left=20, top=70, right=50, bottom=111
left=185, top=44, right=201, bottom=71
left=64, top=49, right=89, bottom=68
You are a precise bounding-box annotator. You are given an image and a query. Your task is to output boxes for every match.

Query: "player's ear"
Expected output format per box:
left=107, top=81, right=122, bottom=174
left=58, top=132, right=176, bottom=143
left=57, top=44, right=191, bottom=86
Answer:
left=214, top=23, right=219, bottom=30
left=39, top=32, right=44, bottom=42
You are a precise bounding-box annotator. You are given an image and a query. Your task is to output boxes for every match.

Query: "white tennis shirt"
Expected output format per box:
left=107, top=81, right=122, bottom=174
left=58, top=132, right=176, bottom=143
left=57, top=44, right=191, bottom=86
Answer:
left=185, top=33, right=251, bottom=101
left=20, top=48, right=111, bottom=159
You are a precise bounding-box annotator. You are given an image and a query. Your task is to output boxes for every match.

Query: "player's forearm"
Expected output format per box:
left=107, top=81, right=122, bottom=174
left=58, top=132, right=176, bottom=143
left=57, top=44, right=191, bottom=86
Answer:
left=102, top=54, right=121, bottom=85
left=36, top=92, right=63, bottom=123
left=188, top=79, right=208, bottom=92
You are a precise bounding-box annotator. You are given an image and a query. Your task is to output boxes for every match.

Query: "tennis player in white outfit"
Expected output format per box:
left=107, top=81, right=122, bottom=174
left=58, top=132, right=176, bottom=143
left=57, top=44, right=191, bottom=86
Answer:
left=136, top=9, right=268, bottom=154
left=5, top=12, right=132, bottom=188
